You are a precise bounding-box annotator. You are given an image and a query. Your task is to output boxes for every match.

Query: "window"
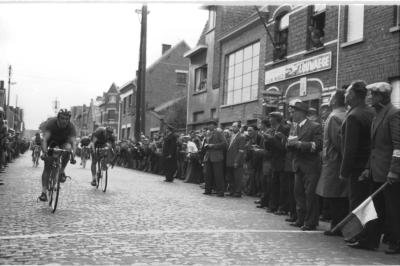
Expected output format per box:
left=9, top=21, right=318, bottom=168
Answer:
left=121, top=128, right=125, bottom=139
left=346, top=5, right=364, bottom=42
left=210, top=108, right=217, bottom=120
left=109, top=95, right=117, bottom=103
left=274, top=13, right=289, bottom=60
left=193, top=111, right=204, bottom=122
left=308, top=5, right=326, bottom=49
left=128, top=94, right=132, bottom=107
left=107, top=110, right=116, bottom=121
left=209, top=9, right=216, bottom=30
left=391, top=79, right=400, bottom=108
left=194, top=65, right=207, bottom=92
left=123, top=98, right=127, bottom=114
left=126, top=127, right=130, bottom=139
left=395, top=5, right=400, bottom=26
left=176, top=72, right=187, bottom=85
left=225, top=42, right=260, bottom=105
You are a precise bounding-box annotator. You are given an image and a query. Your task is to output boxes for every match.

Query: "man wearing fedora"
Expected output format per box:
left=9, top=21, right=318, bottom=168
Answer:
left=347, top=82, right=400, bottom=253
left=203, top=120, right=227, bottom=197
left=339, top=80, right=375, bottom=213
left=287, top=100, right=323, bottom=231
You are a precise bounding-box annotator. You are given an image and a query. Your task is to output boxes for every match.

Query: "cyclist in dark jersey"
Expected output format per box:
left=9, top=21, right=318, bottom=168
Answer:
left=38, top=109, right=77, bottom=201
left=31, top=132, right=42, bottom=162
left=89, top=126, right=116, bottom=186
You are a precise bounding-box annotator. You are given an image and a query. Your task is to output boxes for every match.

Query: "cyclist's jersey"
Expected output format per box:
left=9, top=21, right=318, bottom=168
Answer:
left=34, top=135, right=42, bottom=146
left=92, top=127, right=115, bottom=147
left=44, top=117, right=76, bottom=146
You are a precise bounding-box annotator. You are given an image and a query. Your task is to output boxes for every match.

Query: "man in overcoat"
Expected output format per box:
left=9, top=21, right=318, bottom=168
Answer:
left=339, top=80, right=375, bottom=212
left=348, top=82, right=400, bottom=253
left=203, top=120, right=227, bottom=197
left=287, top=100, right=323, bottom=231
left=162, top=125, right=178, bottom=182
left=316, top=89, right=348, bottom=235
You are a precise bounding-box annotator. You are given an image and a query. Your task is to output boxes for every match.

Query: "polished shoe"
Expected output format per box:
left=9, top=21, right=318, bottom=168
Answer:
left=324, top=230, right=342, bottom=237
left=347, top=241, right=378, bottom=251
left=290, top=222, right=303, bottom=227
left=274, top=210, right=288, bottom=216
left=203, top=191, right=212, bottom=195
left=301, top=225, right=316, bottom=231
left=91, top=180, right=97, bottom=186
left=256, top=205, right=266, bottom=209
left=217, top=193, right=225, bottom=197
left=38, top=192, right=48, bottom=202
left=163, top=179, right=173, bottom=183
left=59, top=173, right=67, bottom=183
left=344, top=237, right=358, bottom=244
left=266, top=208, right=277, bottom=213
left=231, top=193, right=241, bottom=198
left=385, top=244, right=400, bottom=255
left=285, top=218, right=296, bottom=222
left=254, top=200, right=261, bottom=204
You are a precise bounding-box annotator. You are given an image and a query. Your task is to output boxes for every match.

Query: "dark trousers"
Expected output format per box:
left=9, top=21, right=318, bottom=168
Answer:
left=287, top=171, right=297, bottom=219
left=348, top=169, right=370, bottom=211
left=327, top=197, right=348, bottom=230
left=270, top=170, right=290, bottom=212
left=164, top=157, right=177, bottom=181
left=260, top=170, right=272, bottom=207
left=204, top=160, right=225, bottom=194
left=294, top=170, right=320, bottom=227
left=359, top=181, right=400, bottom=246
left=226, top=166, right=243, bottom=195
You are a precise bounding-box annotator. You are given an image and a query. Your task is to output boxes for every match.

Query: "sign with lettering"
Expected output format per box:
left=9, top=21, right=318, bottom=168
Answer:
left=265, top=52, right=332, bottom=85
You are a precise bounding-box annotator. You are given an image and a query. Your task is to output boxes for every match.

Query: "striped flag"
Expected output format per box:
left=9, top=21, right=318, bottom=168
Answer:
left=339, top=196, right=378, bottom=240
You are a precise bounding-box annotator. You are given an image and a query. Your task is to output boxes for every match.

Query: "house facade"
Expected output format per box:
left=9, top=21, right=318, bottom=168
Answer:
left=99, top=83, right=120, bottom=134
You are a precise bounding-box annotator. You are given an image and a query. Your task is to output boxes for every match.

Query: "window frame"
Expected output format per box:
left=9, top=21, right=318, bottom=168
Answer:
left=307, top=5, right=326, bottom=50
left=108, top=95, right=117, bottom=104
left=344, top=5, right=365, bottom=43
left=224, top=42, right=260, bottom=105
left=273, top=12, right=289, bottom=61
left=176, top=72, right=187, bottom=85
left=194, top=65, right=208, bottom=93
left=193, top=111, right=204, bottom=122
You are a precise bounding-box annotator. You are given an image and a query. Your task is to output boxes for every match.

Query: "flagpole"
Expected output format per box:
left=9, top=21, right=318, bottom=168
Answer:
left=331, top=181, right=389, bottom=233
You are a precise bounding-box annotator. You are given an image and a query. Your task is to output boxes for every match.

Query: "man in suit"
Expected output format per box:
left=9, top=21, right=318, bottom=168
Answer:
left=264, top=112, right=290, bottom=215
left=316, top=89, right=348, bottom=236
left=287, top=100, right=323, bottom=231
left=348, top=82, right=400, bottom=253
left=339, top=80, right=375, bottom=212
left=203, top=120, right=227, bottom=197
left=162, top=125, right=178, bottom=182
left=225, top=122, right=246, bottom=197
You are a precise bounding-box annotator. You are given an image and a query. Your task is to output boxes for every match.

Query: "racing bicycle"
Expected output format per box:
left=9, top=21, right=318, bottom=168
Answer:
left=95, top=146, right=110, bottom=193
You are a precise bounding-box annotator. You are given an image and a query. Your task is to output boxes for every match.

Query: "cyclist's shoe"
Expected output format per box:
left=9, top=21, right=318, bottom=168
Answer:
left=59, top=173, right=67, bottom=183
left=91, top=180, right=97, bottom=186
left=70, top=158, right=76, bottom=165
left=38, top=192, right=48, bottom=202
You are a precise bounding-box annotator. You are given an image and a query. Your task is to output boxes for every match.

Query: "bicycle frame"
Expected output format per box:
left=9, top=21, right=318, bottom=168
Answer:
left=95, top=146, right=109, bottom=192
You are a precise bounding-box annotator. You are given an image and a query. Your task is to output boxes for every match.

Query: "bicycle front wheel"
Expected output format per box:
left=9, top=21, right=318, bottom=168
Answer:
left=48, top=167, right=60, bottom=213
left=96, top=159, right=108, bottom=193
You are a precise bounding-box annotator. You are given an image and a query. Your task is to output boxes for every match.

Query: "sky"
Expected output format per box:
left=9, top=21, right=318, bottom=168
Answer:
left=0, top=2, right=208, bottom=129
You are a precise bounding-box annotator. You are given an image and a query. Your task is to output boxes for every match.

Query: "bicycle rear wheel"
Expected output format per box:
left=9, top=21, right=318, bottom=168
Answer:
left=48, top=166, right=61, bottom=213
left=96, top=159, right=108, bottom=192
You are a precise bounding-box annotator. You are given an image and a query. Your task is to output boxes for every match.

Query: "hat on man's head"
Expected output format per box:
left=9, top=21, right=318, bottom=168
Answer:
left=269, top=111, right=283, bottom=120
left=289, top=99, right=309, bottom=114
left=209, top=120, right=218, bottom=126
left=366, top=82, right=392, bottom=94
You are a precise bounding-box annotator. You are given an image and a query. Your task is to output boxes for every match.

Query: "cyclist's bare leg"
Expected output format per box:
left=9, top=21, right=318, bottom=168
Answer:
left=41, top=159, right=51, bottom=194
left=60, top=143, right=72, bottom=175
left=91, top=154, right=97, bottom=182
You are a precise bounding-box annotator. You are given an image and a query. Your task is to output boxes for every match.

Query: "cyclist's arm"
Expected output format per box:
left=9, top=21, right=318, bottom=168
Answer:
left=69, top=136, right=77, bottom=155
left=42, top=131, right=50, bottom=154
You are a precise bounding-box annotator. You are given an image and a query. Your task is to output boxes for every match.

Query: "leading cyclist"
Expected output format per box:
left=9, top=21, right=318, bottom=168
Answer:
left=90, top=126, right=116, bottom=186
left=38, top=109, right=77, bottom=201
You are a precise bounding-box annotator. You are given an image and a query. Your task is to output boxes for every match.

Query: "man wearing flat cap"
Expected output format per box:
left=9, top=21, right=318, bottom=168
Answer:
left=340, top=80, right=375, bottom=217
left=287, top=99, right=323, bottom=231
left=348, top=82, right=400, bottom=253
left=162, top=124, right=178, bottom=182
left=203, top=120, right=227, bottom=197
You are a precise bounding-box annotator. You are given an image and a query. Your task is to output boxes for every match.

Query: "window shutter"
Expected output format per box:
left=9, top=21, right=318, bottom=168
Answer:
left=347, top=5, right=364, bottom=42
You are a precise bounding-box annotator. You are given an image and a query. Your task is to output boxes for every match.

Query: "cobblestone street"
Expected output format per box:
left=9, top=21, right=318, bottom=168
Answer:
left=0, top=155, right=398, bottom=265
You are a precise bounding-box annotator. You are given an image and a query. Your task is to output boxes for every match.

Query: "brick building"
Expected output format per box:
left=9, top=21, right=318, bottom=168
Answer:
left=186, top=5, right=400, bottom=130
left=117, top=41, right=190, bottom=140
left=98, top=83, right=119, bottom=134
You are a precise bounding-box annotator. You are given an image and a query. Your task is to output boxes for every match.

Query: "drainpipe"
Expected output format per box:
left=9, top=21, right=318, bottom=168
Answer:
left=335, top=4, right=341, bottom=88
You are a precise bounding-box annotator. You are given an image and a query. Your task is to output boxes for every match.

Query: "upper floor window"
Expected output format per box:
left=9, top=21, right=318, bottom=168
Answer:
left=346, top=5, right=364, bottom=42
left=225, top=42, right=260, bottom=105
left=123, top=98, right=127, bottom=114
left=193, top=111, right=204, bottom=122
left=210, top=108, right=217, bottom=120
left=176, top=72, right=187, bottom=85
left=194, top=65, right=207, bottom=92
left=128, top=94, right=132, bottom=107
left=209, top=9, right=216, bottom=30
left=308, top=5, right=326, bottom=49
left=107, top=109, right=116, bottom=121
left=274, top=13, right=289, bottom=60
left=109, top=95, right=116, bottom=103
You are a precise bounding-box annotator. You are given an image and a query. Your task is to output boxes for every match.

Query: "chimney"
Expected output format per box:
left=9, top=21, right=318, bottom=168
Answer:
left=162, top=44, right=172, bottom=55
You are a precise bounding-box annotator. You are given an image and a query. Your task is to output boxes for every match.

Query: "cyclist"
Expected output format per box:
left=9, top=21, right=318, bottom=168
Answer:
left=79, top=135, right=91, bottom=166
left=38, top=109, right=77, bottom=202
left=89, top=126, right=116, bottom=186
left=31, top=132, right=42, bottom=162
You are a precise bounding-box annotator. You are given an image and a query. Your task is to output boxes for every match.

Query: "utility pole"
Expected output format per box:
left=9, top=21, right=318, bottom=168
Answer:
left=6, top=65, right=12, bottom=118
left=134, top=5, right=148, bottom=141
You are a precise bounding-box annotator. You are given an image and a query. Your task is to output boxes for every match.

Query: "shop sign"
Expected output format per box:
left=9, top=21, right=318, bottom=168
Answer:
left=265, top=52, right=332, bottom=85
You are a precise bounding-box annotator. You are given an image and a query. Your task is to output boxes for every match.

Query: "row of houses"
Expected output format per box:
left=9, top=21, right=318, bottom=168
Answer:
left=0, top=80, right=24, bottom=133
left=71, top=4, right=400, bottom=140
